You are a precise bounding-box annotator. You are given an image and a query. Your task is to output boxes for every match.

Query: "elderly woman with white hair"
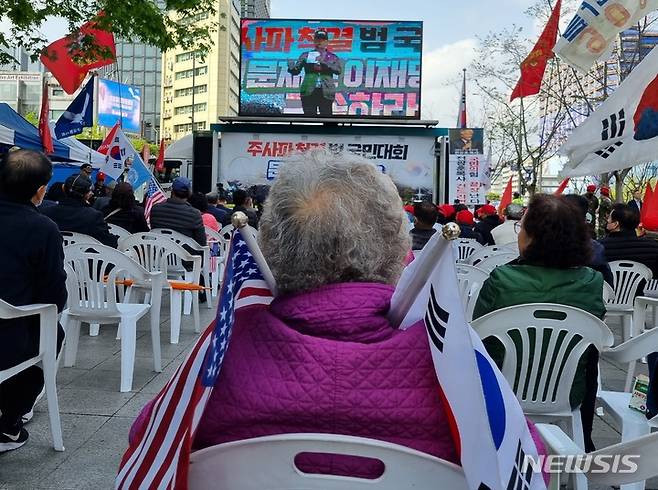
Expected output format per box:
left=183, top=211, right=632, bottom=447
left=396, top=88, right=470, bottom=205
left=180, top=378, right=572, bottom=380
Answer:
left=130, top=151, right=459, bottom=476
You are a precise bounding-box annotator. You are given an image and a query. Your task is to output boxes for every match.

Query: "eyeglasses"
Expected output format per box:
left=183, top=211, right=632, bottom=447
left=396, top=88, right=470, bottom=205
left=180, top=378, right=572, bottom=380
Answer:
left=514, top=221, right=522, bottom=233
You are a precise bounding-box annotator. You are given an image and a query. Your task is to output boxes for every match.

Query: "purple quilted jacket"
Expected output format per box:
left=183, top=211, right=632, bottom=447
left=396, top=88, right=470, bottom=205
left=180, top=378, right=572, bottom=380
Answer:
left=192, top=282, right=459, bottom=475
left=130, top=281, right=547, bottom=478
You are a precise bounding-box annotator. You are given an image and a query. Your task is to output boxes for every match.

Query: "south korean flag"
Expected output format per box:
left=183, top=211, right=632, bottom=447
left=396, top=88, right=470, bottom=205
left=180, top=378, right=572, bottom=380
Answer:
left=390, top=232, right=546, bottom=490
left=562, top=44, right=658, bottom=177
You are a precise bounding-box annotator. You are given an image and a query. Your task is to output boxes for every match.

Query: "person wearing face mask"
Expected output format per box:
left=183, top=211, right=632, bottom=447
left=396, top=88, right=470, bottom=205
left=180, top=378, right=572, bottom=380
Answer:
left=0, top=150, right=67, bottom=452
left=599, top=203, right=658, bottom=280
left=287, top=30, right=342, bottom=116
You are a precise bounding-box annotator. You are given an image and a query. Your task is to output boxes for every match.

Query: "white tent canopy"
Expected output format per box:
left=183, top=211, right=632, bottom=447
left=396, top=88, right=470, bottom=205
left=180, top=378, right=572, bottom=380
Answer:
left=165, top=133, right=193, bottom=160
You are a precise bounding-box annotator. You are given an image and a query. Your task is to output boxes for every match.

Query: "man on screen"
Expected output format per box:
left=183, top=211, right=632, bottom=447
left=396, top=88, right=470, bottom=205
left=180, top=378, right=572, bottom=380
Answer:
left=288, top=30, right=342, bottom=116
left=452, top=129, right=483, bottom=152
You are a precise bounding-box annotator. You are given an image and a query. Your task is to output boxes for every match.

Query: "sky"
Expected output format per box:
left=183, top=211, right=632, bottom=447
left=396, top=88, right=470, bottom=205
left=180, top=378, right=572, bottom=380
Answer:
left=273, top=0, right=538, bottom=125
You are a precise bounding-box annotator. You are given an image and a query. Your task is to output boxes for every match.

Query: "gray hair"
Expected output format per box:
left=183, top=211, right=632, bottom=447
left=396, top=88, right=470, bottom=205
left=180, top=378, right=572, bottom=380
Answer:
left=258, top=150, right=410, bottom=295
left=505, top=203, right=525, bottom=220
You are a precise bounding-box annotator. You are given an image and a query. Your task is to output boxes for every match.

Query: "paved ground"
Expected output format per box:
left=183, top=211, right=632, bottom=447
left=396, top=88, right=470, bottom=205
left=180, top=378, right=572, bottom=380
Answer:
left=0, top=299, right=656, bottom=489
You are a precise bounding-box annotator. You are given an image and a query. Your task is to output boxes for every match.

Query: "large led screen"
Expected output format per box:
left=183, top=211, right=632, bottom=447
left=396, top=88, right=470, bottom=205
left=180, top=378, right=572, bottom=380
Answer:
left=240, top=19, right=423, bottom=119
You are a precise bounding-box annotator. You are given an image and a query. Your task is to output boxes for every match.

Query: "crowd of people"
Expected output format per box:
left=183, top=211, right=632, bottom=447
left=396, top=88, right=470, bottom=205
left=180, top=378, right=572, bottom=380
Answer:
left=0, top=149, right=263, bottom=452
left=1, top=148, right=657, bottom=483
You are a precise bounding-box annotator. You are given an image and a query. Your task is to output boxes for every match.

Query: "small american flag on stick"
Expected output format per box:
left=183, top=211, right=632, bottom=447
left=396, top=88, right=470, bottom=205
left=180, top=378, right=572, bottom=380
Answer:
left=115, top=228, right=273, bottom=489
left=144, top=178, right=167, bottom=225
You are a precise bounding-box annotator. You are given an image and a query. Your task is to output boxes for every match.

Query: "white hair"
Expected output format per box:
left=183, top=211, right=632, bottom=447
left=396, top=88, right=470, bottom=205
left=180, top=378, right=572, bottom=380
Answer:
left=258, top=149, right=410, bottom=295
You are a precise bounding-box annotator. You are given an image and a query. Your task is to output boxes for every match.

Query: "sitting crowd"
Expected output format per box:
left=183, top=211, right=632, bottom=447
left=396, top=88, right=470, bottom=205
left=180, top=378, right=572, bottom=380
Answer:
left=2, top=148, right=657, bottom=485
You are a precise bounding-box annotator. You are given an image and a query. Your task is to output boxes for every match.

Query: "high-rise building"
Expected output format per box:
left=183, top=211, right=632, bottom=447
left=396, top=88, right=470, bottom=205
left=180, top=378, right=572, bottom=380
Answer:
left=160, top=0, right=241, bottom=141
left=100, top=41, right=162, bottom=142
left=240, top=0, right=271, bottom=18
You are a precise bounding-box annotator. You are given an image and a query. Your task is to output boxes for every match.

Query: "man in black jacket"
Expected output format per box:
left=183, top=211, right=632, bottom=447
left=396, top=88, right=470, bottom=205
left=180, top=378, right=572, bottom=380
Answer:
left=600, top=203, right=658, bottom=278
left=41, top=173, right=118, bottom=248
left=150, top=177, right=206, bottom=246
left=0, top=150, right=67, bottom=452
left=230, top=189, right=259, bottom=229
left=409, top=201, right=437, bottom=250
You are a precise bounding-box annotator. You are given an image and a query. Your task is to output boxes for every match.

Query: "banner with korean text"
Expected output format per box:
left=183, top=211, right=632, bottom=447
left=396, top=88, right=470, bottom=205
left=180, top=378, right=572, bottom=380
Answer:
left=240, top=19, right=422, bottom=119
left=220, top=132, right=436, bottom=200
left=448, top=128, right=488, bottom=205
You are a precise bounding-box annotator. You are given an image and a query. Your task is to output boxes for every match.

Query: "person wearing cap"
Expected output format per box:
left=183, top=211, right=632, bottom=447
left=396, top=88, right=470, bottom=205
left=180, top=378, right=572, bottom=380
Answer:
left=93, top=171, right=106, bottom=198
left=287, top=29, right=342, bottom=116
left=150, top=176, right=206, bottom=246
left=455, top=209, right=484, bottom=244
left=598, top=186, right=613, bottom=238
left=80, top=163, right=93, bottom=178
left=491, top=203, right=524, bottom=247
left=41, top=173, right=118, bottom=248
left=584, top=184, right=599, bottom=238
left=474, top=204, right=501, bottom=246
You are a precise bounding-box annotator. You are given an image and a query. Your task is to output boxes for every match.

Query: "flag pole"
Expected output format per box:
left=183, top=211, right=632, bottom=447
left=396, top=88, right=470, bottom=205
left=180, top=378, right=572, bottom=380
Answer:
left=231, top=211, right=278, bottom=296
left=387, top=223, right=461, bottom=328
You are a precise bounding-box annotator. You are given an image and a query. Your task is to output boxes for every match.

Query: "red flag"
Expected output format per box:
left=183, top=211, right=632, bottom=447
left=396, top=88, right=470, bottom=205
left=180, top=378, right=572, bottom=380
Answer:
left=554, top=177, right=570, bottom=195
left=642, top=182, right=654, bottom=225
left=97, top=123, right=120, bottom=155
left=40, top=16, right=116, bottom=95
left=498, top=176, right=513, bottom=216
left=457, top=68, right=467, bottom=128
left=39, top=79, right=54, bottom=154
left=154, top=139, right=166, bottom=173
left=510, top=0, right=561, bottom=101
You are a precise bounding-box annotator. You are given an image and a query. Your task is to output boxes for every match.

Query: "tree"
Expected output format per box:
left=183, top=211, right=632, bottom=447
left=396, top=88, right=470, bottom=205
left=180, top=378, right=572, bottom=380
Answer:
left=24, top=111, right=39, bottom=127
left=0, top=1, right=217, bottom=65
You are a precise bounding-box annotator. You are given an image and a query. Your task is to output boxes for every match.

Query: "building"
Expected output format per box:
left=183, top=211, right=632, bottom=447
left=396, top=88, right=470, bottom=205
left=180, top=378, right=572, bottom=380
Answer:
left=240, top=0, right=271, bottom=18
left=100, top=41, right=162, bottom=142
left=160, top=0, right=241, bottom=141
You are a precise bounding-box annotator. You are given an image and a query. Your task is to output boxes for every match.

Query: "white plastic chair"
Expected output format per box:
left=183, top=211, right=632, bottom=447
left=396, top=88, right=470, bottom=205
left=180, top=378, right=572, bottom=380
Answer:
left=471, top=304, right=614, bottom=452
left=0, top=300, right=63, bottom=451
left=205, top=226, right=227, bottom=298
left=455, top=264, right=489, bottom=321
left=62, top=244, right=165, bottom=392
left=121, top=233, right=202, bottom=344
left=597, top=326, right=658, bottom=488
left=474, top=252, right=518, bottom=273
left=60, top=231, right=103, bottom=247
left=608, top=260, right=653, bottom=390
left=219, top=223, right=235, bottom=242
left=466, top=245, right=513, bottom=267
left=454, top=238, right=483, bottom=263
left=188, top=433, right=468, bottom=490
left=537, top=423, right=658, bottom=490
left=151, top=228, right=213, bottom=311
left=107, top=223, right=131, bottom=246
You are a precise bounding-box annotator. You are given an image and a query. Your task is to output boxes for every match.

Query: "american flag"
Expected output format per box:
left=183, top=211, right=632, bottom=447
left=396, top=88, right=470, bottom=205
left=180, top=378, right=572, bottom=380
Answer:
left=115, top=229, right=273, bottom=489
left=144, top=178, right=167, bottom=225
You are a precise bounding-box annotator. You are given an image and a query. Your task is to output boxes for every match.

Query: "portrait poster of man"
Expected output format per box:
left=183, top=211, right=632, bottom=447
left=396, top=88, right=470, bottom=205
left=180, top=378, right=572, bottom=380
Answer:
left=240, top=19, right=423, bottom=119
left=449, top=128, right=484, bottom=154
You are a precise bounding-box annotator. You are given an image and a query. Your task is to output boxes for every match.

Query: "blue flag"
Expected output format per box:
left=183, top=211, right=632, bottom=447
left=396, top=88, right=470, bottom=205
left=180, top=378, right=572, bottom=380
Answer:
left=54, top=78, right=94, bottom=139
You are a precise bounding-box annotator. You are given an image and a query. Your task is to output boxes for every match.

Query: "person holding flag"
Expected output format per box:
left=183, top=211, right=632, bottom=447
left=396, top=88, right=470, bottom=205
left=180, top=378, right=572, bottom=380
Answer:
left=118, top=150, right=547, bottom=489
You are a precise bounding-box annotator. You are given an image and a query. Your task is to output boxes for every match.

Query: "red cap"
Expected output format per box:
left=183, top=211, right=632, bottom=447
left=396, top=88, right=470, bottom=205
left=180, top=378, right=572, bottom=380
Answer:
left=438, top=204, right=455, bottom=218
left=403, top=204, right=415, bottom=215
left=96, top=171, right=106, bottom=181
left=478, top=204, right=497, bottom=217
left=456, top=210, right=475, bottom=226
left=586, top=184, right=596, bottom=193
left=600, top=186, right=610, bottom=196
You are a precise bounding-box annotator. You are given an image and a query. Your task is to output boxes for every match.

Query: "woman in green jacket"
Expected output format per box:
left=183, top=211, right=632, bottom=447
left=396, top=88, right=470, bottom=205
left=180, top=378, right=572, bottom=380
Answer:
left=473, top=193, right=605, bottom=452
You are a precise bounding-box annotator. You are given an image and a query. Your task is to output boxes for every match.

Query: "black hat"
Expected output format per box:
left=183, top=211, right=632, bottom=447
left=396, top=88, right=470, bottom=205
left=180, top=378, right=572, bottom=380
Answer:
left=314, top=30, right=328, bottom=40
left=65, top=173, right=93, bottom=198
